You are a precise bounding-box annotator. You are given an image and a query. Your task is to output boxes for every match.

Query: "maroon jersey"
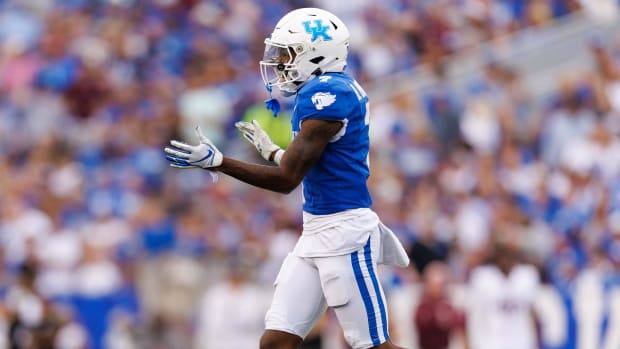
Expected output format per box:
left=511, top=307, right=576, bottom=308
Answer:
left=414, top=297, right=465, bottom=349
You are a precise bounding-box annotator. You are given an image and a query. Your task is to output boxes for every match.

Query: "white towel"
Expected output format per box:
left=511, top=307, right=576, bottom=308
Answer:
left=377, top=222, right=410, bottom=267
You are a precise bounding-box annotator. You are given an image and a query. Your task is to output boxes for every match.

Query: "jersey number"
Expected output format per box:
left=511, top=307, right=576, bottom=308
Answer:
left=349, top=81, right=371, bottom=168
left=349, top=81, right=370, bottom=126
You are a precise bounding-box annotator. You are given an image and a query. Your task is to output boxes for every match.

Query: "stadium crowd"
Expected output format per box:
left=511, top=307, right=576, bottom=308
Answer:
left=0, top=0, right=619, bottom=348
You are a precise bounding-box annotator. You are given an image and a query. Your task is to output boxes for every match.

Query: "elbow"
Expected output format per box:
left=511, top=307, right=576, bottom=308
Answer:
left=277, top=178, right=301, bottom=194
left=278, top=184, right=297, bottom=195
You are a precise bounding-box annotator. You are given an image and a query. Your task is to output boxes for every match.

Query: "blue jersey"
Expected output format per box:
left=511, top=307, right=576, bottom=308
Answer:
left=292, top=72, right=372, bottom=215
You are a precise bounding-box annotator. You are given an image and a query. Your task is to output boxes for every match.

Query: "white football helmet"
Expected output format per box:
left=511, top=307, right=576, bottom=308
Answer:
left=260, top=8, right=350, bottom=95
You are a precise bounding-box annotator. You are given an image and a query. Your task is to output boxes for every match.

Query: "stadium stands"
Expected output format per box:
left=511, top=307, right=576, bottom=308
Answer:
left=1, top=1, right=619, bottom=348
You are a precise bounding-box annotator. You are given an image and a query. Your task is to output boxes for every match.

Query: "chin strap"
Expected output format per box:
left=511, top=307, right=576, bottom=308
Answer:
left=264, top=84, right=281, bottom=117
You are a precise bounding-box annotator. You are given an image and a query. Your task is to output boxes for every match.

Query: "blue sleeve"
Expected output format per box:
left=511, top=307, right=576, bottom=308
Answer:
left=296, top=78, right=358, bottom=122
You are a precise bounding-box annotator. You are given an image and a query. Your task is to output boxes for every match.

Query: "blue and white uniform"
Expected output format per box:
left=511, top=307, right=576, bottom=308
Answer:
left=265, top=73, right=409, bottom=349
left=293, top=72, right=371, bottom=215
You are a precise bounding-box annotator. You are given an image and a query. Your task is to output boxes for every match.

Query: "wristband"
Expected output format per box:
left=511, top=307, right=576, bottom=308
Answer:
left=273, top=149, right=285, bottom=165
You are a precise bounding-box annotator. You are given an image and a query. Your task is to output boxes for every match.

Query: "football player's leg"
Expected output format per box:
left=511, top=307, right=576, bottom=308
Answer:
left=315, top=229, right=394, bottom=349
left=259, top=329, right=302, bottom=349
left=372, top=341, right=407, bottom=348
left=261, top=254, right=327, bottom=349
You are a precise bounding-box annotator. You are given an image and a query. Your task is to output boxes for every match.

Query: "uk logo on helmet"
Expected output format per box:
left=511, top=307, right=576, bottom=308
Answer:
left=303, top=20, right=333, bottom=42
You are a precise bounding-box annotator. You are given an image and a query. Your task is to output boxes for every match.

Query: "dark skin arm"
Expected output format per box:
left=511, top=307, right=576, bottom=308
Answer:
left=214, top=119, right=342, bottom=194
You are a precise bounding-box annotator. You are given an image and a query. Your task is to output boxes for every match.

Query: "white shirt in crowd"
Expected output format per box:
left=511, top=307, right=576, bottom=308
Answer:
left=467, top=264, right=540, bottom=349
left=194, top=279, right=269, bottom=349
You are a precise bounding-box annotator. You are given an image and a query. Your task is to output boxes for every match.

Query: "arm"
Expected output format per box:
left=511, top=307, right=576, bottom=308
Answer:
left=217, top=119, right=342, bottom=193
left=164, top=120, right=342, bottom=194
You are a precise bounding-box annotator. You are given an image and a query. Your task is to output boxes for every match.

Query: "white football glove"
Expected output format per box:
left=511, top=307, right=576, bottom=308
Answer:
left=235, top=120, right=284, bottom=165
left=165, top=126, right=223, bottom=169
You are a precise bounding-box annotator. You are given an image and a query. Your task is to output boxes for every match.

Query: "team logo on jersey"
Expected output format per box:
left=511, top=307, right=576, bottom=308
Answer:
left=318, top=75, right=332, bottom=83
left=311, top=92, right=336, bottom=110
left=302, top=20, right=333, bottom=42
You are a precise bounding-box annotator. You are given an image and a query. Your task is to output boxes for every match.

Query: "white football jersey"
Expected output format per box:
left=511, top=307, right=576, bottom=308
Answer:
left=467, top=264, right=540, bottom=349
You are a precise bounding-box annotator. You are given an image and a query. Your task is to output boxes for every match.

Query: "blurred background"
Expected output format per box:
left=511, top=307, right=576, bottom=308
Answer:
left=1, top=0, right=620, bottom=348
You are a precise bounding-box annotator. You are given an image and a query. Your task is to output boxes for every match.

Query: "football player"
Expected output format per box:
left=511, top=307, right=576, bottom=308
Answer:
left=165, top=8, right=409, bottom=349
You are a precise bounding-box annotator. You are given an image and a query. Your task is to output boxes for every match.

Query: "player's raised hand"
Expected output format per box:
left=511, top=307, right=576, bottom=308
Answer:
left=164, top=126, right=223, bottom=169
left=235, top=120, right=284, bottom=164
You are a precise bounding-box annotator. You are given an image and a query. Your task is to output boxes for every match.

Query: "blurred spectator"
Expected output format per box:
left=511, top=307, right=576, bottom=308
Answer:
left=1, top=199, right=53, bottom=269
left=467, top=240, right=541, bottom=349
left=423, top=66, right=463, bottom=157
left=414, top=262, right=467, bottom=349
left=194, top=255, right=268, bottom=349
left=71, top=244, right=127, bottom=349
left=5, top=262, right=66, bottom=349
left=541, top=76, right=597, bottom=167
left=406, top=180, right=451, bottom=274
